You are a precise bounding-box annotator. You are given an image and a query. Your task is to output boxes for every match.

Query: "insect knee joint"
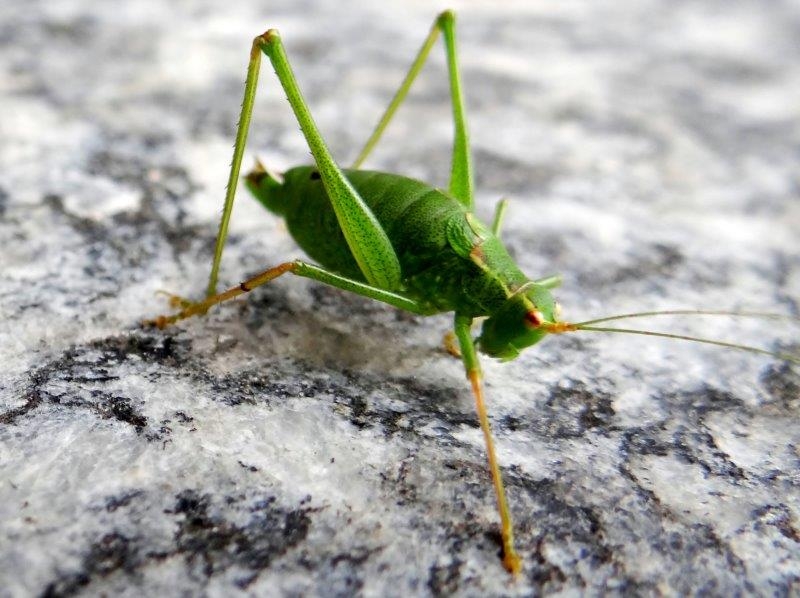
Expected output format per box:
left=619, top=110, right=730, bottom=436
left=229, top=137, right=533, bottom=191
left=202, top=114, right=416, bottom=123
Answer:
left=437, top=9, right=456, bottom=26
left=252, top=29, right=280, bottom=56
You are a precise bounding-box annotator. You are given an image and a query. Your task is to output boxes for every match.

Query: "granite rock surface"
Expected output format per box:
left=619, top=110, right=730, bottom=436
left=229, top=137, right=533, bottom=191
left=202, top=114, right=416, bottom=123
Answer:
left=1, top=0, right=799, bottom=595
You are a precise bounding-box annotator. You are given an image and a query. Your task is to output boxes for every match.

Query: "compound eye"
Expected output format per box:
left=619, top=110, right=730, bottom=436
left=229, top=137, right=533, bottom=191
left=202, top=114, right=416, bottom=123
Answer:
left=524, top=310, right=544, bottom=328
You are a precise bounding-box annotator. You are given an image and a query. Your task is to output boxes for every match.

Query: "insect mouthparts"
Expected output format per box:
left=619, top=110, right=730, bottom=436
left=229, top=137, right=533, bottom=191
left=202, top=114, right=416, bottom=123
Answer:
left=543, top=321, right=579, bottom=334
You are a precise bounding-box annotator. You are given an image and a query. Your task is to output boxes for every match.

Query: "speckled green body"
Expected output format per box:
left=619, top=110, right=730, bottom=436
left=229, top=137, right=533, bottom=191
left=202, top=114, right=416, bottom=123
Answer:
left=250, top=166, right=532, bottom=318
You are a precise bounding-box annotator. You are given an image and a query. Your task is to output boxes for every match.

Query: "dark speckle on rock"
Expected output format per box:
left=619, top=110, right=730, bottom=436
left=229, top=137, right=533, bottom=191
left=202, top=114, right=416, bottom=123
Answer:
left=760, top=360, right=800, bottom=408
left=42, top=532, right=138, bottom=597
left=170, top=490, right=312, bottom=581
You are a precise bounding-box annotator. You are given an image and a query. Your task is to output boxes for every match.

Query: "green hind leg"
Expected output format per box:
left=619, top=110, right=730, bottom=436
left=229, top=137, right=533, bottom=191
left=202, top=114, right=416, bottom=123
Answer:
left=146, top=259, right=433, bottom=328
left=205, top=28, right=403, bottom=298
left=351, top=10, right=474, bottom=209
left=205, top=12, right=473, bottom=298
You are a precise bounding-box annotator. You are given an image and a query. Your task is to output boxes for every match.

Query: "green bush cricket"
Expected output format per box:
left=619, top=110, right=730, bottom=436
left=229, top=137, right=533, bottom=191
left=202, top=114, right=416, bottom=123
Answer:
left=147, top=10, right=799, bottom=575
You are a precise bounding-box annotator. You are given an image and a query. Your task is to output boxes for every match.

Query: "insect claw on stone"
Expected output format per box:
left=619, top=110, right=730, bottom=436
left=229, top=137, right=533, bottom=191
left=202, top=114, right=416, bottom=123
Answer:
left=155, top=290, right=195, bottom=310
left=443, top=330, right=461, bottom=357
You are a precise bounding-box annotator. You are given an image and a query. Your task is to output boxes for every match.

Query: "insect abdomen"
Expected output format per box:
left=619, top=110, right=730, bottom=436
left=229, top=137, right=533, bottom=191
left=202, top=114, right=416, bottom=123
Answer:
left=277, top=167, right=466, bottom=282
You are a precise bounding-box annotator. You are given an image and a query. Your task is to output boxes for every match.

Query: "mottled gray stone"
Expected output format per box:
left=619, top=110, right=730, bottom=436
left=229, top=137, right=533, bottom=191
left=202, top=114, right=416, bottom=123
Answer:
left=1, top=0, right=798, bottom=596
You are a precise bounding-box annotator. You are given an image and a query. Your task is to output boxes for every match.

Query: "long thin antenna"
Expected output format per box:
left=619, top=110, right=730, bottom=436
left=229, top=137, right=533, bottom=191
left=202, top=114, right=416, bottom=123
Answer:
left=573, top=309, right=800, bottom=328
left=572, top=324, right=799, bottom=364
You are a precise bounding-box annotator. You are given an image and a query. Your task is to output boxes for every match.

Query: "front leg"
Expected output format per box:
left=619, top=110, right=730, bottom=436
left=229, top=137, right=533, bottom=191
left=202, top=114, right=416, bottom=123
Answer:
left=453, top=314, right=522, bottom=575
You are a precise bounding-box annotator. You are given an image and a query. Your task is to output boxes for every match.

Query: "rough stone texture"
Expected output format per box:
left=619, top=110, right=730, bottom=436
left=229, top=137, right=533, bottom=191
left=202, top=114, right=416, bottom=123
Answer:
left=1, top=0, right=799, bottom=596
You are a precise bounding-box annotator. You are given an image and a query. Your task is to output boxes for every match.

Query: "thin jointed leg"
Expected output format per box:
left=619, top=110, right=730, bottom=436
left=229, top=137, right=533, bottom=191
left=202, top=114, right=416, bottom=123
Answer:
left=146, top=260, right=429, bottom=329
left=205, top=30, right=263, bottom=297
left=257, top=32, right=402, bottom=291
left=351, top=10, right=474, bottom=209
left=206, top=28, right=403, bottom=299
left=453, top=314, right=522, bottom=575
